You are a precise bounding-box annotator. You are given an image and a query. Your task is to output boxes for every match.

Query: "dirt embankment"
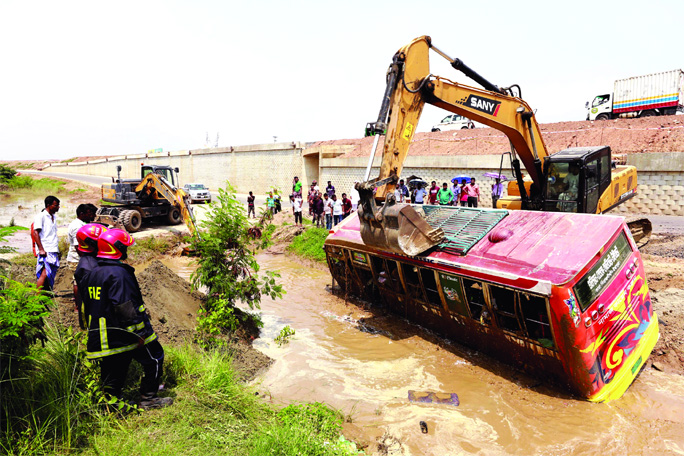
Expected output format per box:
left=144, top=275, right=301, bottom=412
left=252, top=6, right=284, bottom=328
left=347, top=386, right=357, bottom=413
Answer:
left=8, top=257, right=271, bottom=382
left=312, top=116, right=684, bottom=158
left=640, top=234, right=684, bottom=375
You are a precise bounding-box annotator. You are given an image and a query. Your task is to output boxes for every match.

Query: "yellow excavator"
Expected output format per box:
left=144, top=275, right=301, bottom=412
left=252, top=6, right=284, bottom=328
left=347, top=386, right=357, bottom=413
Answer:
left=96, top=164, right=200, bottom=238
left=357, top=35, right=650, bottom=256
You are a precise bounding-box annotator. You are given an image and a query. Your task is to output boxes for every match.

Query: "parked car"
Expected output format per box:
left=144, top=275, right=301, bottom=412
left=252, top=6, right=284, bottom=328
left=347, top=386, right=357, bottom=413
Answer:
left=183, top=183, right=212, bottom=203
left=431, top=114, right=475, bottom=131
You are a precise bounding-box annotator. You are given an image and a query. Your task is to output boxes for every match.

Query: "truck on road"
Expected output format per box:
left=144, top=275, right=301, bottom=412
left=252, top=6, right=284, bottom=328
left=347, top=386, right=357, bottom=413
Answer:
left=586, top=69, right=684, bottom=121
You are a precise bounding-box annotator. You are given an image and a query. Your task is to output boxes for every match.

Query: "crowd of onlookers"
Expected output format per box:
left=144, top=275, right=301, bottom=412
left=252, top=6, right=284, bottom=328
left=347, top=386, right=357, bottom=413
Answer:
left=247, top=175, right=505, bottom=227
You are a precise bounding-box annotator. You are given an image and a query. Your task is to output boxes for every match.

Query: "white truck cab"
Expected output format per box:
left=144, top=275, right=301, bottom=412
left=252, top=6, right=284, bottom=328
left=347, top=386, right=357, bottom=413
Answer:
left=431, top=114, right=475, bottom=131
left=586, top=94, right=612, bottom=121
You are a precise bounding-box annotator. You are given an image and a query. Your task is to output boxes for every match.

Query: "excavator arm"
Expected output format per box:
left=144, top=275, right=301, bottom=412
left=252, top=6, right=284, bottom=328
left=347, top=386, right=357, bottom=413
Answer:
left=358, top=35, right=549, bottom=255
left=369, top=35, right=548, bottom=202
left=135, top=173, right=201, bottom=238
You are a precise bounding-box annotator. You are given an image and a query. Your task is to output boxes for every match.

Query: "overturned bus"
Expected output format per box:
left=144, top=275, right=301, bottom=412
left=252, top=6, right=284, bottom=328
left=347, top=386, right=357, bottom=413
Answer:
left=323, top=205, right=658, bottom=402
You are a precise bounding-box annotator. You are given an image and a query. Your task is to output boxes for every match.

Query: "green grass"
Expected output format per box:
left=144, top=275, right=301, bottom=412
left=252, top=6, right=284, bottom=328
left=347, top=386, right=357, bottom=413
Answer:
left=0, top=333, right=362, bottom=455
left=287, top=228, right=328, bottom=262
left=128, top=234, right=184, bottom=264
left=4, top=176, right=66, bottom=193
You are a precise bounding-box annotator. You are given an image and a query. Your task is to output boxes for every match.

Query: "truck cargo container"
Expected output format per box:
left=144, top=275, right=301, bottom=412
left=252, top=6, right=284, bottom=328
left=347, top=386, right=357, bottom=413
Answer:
left=586, top=70, right=684, bottom=121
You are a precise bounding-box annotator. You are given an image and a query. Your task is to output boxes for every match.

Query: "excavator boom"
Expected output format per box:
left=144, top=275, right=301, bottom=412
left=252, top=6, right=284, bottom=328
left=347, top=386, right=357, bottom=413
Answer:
left=358, top=35, right=648, bottom=255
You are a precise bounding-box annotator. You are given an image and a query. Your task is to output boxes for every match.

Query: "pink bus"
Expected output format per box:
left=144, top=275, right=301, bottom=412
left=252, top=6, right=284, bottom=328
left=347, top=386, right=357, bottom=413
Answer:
left=324, top=206, right=659, bottom=402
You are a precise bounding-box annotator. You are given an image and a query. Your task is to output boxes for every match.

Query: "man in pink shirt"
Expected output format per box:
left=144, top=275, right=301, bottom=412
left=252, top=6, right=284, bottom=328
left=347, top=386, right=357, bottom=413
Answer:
left=465, top=178, right=480, bottom=208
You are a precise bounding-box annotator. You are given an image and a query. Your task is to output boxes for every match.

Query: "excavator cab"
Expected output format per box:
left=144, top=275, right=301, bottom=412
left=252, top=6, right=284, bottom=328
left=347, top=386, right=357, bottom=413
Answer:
left=142, top=165, right=180, bottom=188
left=542, top=147, right=612, bottom=214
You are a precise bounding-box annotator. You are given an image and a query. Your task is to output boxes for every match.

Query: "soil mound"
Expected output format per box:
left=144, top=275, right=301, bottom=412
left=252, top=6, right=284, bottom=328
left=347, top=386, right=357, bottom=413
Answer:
left=136, top=260, right=203, bottom=345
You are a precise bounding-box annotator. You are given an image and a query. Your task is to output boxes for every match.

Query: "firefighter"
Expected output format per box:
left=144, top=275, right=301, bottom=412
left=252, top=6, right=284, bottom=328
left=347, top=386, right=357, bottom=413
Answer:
left=73, top=223, right=107, bottom=329
left=80, top=228, right=173, bottom=410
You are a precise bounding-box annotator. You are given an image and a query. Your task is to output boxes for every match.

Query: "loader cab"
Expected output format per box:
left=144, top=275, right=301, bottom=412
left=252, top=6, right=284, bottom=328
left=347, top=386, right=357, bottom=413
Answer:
left=543, top=146, right=612, bottom=214
left=141, top=165, right=180, bottom=188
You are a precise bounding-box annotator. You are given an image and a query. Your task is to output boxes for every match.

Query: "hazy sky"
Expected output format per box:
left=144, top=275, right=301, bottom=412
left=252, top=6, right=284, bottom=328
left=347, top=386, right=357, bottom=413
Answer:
left=1, top=0, right=683, bottom=160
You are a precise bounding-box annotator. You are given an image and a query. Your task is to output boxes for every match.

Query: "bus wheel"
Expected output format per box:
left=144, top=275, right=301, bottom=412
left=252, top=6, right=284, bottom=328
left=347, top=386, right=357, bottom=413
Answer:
left=596, top=114, right=610, bottom=120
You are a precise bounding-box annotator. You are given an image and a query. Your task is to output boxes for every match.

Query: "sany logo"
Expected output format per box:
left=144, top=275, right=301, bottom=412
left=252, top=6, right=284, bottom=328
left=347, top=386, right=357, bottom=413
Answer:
left=459, top=95, right=502, bottom=116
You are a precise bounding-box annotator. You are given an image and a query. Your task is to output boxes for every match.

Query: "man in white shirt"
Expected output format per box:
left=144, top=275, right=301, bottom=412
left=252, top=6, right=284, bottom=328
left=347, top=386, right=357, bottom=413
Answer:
left=414, top=186, right=427, bottom=204
left=331, top=194, right=343, bottom=226
left=32, top=195, right=61, bottom=291
left=292, top=193, right=303, bottom=226
left=350, top=182, right=360, bottom=211
left=66, top=204, right=98, bottom=267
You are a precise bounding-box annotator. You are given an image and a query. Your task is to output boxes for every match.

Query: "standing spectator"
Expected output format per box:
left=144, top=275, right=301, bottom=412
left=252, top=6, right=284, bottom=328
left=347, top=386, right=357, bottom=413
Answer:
left=32, top=195, right=61, bottom=292
left=312, top=180, right=320, bottom=193
left=323, top=193, right=333, bottom=229
left=491, top=178, right=504, bottom=208
left=312, top=193, right=324, bottom=227
left=414, top=185, right=427, bottom=204
left=66, top=203, right=97, bottom=268
left=325, top=180, right=335, bottom=198
left=341, top=193, right=352, bottom=218
left=307, top=184, right=316, bottom=217
left=292, top=176, right=302, bottom=194
left=292, top=193, right=303, bottom=226
left=266, top=192, right=275, bottom=214
left=247, top=191, right=256, bottom=218
left=459, top=181, right=469, bottom=206
left=428, top=181, right=439, bottom=205
left=350, top=182, right=360, bottom=211
left=80, top=229, right=172, bottom=410
left=397, top=179, right=409, bottom=202
left=332, top=194, right=343, bottom=225
left=451, top=181, right=461, bottom=206
left=436, top=183, right=453, bottom=205
left=273, top=190, right=282, bottom=214
left=465, top=178, right=480, bottom=207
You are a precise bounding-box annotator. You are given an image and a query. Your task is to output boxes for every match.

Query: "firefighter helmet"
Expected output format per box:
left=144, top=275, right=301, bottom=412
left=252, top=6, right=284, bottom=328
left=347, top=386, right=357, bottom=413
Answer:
left=97, top=228, right=135, bottom=260
left=76, top=223, right=108, bottom=253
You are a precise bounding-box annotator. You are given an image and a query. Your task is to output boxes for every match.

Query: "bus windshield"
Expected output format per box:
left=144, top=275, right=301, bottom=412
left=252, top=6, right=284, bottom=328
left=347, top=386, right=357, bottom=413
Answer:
left=573, top=232, right=632, bottom=311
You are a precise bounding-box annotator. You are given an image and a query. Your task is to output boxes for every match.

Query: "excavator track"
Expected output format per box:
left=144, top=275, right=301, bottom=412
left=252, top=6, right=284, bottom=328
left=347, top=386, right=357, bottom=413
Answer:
left=626, top=216, right=652, bottom=249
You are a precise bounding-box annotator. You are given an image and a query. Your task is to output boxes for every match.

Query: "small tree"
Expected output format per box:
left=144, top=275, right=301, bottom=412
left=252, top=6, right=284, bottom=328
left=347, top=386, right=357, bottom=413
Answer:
left=191, top=184, right=283, bottom=340
left=0, top=164, right=17, bottom=183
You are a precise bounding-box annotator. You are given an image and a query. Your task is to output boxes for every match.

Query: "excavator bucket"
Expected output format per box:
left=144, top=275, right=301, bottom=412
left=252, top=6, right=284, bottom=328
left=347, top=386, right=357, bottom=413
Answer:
left=356, top=182, right=444, bottom=256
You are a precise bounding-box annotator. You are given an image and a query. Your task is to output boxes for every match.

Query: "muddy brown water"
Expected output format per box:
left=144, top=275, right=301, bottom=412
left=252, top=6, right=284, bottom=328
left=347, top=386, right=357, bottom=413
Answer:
left=242, top=254, right=684, bottom=456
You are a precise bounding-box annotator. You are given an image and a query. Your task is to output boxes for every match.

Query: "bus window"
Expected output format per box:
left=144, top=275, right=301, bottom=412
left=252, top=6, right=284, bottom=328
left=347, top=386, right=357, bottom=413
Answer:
left=574, top=232, right=632, bottom=311
left=437, top=272, right=469, bottom=317
left=489, top=285, right=521, bottom=333
left=419, top=269, right=443, bottom=308
left=401, top=263, right=426, bottom=301
left=463, top=279, right=487, bottom=321
left=520, top=293, right=554, bottom=348
left=371, top=257, right=401, bottom=294
left=386, top=260, right=403, bottom=293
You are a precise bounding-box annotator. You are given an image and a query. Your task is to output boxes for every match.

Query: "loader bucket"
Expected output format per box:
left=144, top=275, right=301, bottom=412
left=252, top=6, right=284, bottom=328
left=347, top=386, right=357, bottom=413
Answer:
left=357, top=185, right=444, bottom=256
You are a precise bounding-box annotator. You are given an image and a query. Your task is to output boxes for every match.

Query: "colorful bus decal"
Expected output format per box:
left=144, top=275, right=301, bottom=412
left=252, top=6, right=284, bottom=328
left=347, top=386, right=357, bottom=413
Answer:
left=581, top=273, right=651, bottom=388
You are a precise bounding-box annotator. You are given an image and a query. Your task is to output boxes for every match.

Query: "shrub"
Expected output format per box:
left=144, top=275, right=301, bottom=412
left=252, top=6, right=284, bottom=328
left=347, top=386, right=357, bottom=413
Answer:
left=287, top=227, right=328, bottom=262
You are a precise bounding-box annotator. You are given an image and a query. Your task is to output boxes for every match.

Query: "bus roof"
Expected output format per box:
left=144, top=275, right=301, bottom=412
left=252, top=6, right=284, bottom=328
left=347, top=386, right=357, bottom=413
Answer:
left=326, top=209, right=626, bottom=288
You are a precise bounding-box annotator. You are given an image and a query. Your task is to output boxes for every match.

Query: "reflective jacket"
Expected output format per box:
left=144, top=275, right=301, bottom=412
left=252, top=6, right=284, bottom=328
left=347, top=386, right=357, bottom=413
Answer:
left=80, top=259, right=157, bottom=359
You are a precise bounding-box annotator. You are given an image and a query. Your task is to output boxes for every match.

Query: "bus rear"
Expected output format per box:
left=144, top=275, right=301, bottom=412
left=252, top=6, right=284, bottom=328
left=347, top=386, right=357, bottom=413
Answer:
left=552, top=227, right=659, bottom=402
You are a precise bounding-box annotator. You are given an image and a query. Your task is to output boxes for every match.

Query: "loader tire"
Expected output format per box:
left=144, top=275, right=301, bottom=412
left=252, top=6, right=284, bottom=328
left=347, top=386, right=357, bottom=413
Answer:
left=121, top=209, right=143, bottom=232
left=166, top=207, right=182, bottom=225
